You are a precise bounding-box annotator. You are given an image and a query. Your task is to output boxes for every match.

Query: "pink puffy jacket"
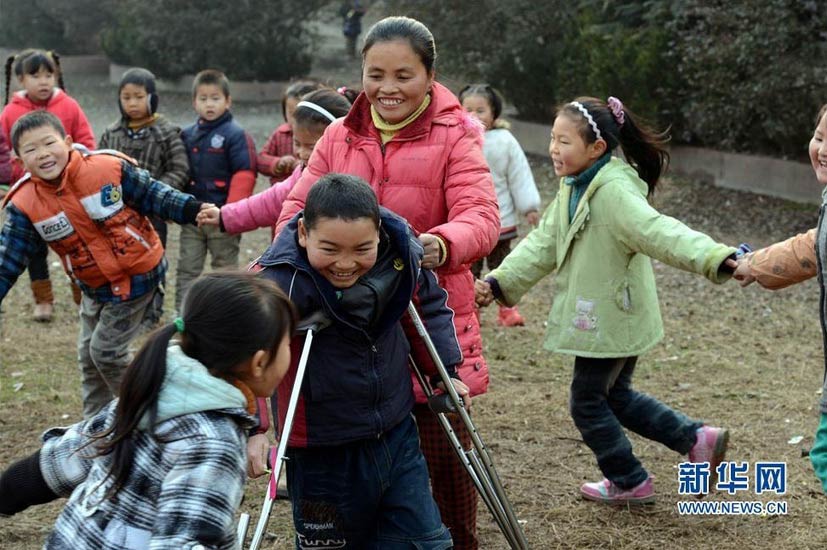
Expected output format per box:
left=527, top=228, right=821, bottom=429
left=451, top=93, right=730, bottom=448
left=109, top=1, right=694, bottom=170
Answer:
left=220, top=164, right=301, bottom=235
left=277, top=82, right=500, bottom=400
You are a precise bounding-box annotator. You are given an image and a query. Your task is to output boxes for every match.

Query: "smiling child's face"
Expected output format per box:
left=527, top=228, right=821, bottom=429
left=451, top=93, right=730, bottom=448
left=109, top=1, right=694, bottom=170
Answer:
left=298, top=216, right=380, bottom=289
left=809, top=111, right=827, bottom=186
left=16, top=125, right=72, bottom=183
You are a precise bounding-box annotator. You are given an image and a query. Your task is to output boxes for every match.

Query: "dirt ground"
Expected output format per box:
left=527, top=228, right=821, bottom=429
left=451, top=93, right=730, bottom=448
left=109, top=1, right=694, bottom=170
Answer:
left=2, top=46, right=827, bottom=550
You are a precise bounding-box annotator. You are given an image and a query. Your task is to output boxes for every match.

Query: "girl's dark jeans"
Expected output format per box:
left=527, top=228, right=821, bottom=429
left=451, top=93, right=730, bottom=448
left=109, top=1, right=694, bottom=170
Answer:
left=570, top=356, right=702, bottom=489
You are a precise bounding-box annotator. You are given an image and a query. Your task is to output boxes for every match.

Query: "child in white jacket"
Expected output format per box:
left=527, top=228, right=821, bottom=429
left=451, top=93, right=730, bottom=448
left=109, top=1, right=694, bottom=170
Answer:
left=460, top=84, right=541, bottom=326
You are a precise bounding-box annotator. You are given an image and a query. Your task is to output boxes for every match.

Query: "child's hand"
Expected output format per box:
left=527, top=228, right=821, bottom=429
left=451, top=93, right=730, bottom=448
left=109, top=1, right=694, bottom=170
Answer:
left=276, top=155, right=298, bottom=174
left=197, top=205, right=221, bottom=227
left=732, top=256, right=756, bottom=287
left=475, top=279, right=494, bottom=307
left=246, top=433, right=271, bottom=478
left=525, top=210, right=540, bottom=226
left=437, top=378, right=472, bottom=411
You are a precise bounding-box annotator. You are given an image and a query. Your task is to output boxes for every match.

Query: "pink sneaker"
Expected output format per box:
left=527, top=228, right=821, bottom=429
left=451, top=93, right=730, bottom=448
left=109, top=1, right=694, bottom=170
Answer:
left=580, top=476, right=655, bottom=505
left=688, top=426, right=729, bottom=488
left=497, top=306, right=525, bottom=327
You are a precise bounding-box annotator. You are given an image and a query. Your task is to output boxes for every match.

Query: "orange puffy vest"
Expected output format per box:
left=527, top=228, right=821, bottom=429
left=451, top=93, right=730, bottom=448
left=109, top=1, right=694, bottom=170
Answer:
left=7, top=148, right=163, bottom=300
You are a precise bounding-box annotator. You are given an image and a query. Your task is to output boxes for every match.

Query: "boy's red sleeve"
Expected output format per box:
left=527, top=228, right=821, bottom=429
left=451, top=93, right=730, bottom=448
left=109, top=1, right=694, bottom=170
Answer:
left=226, top=170, right=257, bottom=203
left=225, top=130, right=258, bottom=203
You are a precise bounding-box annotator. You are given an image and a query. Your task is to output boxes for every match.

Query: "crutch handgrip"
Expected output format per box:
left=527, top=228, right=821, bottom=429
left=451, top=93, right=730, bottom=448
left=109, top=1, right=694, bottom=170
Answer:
left=428, top=392, right=460, bottom=414
left=296, top=310, right=331, bottom=334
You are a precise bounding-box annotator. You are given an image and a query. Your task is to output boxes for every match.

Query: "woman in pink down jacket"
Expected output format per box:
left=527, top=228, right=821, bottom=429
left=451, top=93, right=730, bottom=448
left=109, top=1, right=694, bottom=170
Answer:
left=276, top=16, right=499, bottom=549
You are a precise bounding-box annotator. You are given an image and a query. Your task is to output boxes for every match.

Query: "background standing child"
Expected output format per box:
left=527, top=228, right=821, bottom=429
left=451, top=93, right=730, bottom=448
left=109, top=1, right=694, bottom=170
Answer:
left=251, top=174, right=468, bottom=548
left=257, top=80, right=323, bottom=184
left=0, top=111, right=209, bottom=418
left=476, top=96, right=737, bottom=504
left=460, top=83, right=541, bottom=327
left=177, top=69, right=256, bottom=312
left=2, top=49, right=96, bottom=321
left=0, top=272, right=296, bottom=550
left=0, top=131, right=9, bottom=198
left=733, top=103, right=827, bottom=493
left=198, top=87, right=355, bottom=234
left=100, top=68, right=190, bottom=327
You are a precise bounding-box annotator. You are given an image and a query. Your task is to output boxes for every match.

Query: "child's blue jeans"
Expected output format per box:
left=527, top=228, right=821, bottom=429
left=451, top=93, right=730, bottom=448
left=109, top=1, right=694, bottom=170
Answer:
left=570, top=356, right=702, bottom=489
left=285, top=414, right=452, bottom=549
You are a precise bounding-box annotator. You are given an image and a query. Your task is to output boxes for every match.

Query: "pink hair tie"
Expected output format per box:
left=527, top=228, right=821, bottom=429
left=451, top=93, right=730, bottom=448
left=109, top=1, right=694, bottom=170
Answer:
left=337, top=86, right=348, bottom=95
left=607, top=96, right=625, bottom=126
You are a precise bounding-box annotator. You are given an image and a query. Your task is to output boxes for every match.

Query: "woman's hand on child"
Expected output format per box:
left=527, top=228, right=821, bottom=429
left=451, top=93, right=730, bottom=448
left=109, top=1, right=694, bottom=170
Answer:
left=196, top=205, right=221, bottom=227
left=732, top=257, right=756, bottom=287
left=419, top=233, right=444, bottom=269
left=246, top=433, right=271, bottom=478
left=475, top=279, right=494, bottom=307
left=525, top=210, right=540, bottom=227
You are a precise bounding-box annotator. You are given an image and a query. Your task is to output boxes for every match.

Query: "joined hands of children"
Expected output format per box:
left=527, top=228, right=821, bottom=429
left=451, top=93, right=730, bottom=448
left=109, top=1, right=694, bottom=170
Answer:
left=196, top=204, right=221, bottom=227
left=732, top=256, right=756, bottom=287
left=525, top=210, right=540, bottom=227
left=474, top=278, right=495, bottom=307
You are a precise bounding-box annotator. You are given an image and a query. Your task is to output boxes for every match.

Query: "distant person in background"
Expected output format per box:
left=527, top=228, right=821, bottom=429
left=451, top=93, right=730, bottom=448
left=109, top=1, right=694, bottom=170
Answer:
left=2, top=49, right=96, bottom=321
left=99, top=68, right=190, bottom=328
left=177, top=69, right=257, bottom=313
left=459, top=83, right=541, bottom=327
left=257, top=80, right=323, bottom=185
left=340, top=0, right=367, bottom=58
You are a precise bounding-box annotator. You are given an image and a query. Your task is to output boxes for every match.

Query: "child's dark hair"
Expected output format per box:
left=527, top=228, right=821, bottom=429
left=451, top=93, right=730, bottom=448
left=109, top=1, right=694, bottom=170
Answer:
left=192, top=69, right=230, bottom=98
left=10, top=111, right=66, bottom=155
left=118, top=67, right=158, bottom=116
left=4, top=49, right=64, bottom=106
left=293, top=88, right=353, bottom=129
left=303, top=173, right=380, bottom=231
left=458, top=83, right=504, bottom=121
left=282, top=79, right=324, bottom=121
left=557, top=96, right=670, bottom=196
left=816, top=104, right=827, bottom=126
left=94, top=271, right=297, bottom=497
left=362, top=16, right=437, bottom=74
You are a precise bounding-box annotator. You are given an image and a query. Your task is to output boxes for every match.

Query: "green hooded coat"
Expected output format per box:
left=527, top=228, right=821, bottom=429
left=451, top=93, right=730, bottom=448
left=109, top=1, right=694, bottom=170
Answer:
left=489, top=157, right=736, bottom=358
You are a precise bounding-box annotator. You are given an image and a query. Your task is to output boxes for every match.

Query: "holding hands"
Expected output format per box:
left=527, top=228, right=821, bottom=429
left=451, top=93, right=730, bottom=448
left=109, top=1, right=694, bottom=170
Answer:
left=475, top=278, right=495, bottom=307
left=276, top=155, right=299, bottom=175
left=525, top=210, right=540, bottom=227
left=196, top=204, right=221, bottom=227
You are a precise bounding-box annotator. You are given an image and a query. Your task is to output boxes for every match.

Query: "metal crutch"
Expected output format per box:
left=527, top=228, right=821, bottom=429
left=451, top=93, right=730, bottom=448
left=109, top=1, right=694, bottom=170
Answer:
left=406, top=303, right=530, bottom=550
left=238, top=312, right=330, bottom=550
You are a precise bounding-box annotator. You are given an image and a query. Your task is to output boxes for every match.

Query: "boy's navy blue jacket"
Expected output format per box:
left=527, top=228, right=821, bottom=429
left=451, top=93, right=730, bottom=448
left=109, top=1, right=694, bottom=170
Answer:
left=181, top=111, right=256, bottom=206
left=257, top=208, right=463, bottom=447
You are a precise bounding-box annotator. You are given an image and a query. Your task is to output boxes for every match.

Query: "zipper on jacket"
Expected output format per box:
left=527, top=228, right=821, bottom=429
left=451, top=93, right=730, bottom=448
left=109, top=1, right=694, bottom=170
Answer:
left=815, top=204, right=827, bottom=387
left=125, top=226, right=151, bottom=250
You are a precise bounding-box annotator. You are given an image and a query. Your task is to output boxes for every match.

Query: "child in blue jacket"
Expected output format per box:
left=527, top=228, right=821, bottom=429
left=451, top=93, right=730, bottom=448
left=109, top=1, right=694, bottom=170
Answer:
left=249, top=173, right=469, bottom=549
left=177, top=69, right=256, bottom=311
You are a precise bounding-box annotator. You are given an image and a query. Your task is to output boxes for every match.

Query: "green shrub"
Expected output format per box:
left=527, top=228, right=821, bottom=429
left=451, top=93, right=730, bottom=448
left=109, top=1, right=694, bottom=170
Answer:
left=0, top=0, right=109, bottom=54
left=100, top=0, right=327, bottom=81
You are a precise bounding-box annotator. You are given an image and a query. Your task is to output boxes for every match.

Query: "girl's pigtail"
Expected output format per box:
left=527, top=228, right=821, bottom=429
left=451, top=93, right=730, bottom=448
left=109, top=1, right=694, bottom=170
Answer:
left=92, top=322, right=178, bottom=496
left=4, top=55, right=15, bottom=106
left=49, top=52, right=65, bottom=91
left=615, top=106, right=670, bottom=197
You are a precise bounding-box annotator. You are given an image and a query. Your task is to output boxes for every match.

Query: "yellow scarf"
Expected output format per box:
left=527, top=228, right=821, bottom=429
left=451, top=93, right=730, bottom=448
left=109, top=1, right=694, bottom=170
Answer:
left=371, top=94, right=431, bottom=144
left=128, top=113, right=159, bottom=130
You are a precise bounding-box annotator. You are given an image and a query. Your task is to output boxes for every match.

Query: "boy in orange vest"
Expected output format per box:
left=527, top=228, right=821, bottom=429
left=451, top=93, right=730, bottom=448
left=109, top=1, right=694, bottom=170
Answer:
left=0, top=111, right=210, bottom=418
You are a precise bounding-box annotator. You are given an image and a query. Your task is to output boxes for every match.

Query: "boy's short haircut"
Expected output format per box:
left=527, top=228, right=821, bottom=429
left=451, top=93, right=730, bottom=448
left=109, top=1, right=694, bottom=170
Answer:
left=304, top=173, right=380, bottom=230
left=10, top=111, right=66, bottom=154
left=192, top=69, right=230, bottom=98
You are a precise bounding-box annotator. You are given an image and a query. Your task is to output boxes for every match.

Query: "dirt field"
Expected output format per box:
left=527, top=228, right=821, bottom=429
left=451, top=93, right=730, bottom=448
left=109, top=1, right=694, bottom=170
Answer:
left=2, top=72, right=827, bottom=548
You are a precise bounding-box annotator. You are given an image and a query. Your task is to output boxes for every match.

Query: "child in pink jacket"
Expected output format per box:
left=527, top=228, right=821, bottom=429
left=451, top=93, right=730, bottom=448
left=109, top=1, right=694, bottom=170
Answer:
left=198, top=88, right=355, bottom=233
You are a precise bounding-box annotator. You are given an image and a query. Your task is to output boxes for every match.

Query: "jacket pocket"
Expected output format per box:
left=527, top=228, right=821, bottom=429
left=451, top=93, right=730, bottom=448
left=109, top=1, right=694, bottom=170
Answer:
left=615, top=280, right=632, bottom=312
left=125, top=226, right=152, bottom=250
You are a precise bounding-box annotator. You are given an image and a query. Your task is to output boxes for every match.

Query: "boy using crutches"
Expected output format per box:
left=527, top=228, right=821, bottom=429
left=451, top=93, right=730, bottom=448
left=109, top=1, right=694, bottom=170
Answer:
left=249, top=173, right=469, bottom=549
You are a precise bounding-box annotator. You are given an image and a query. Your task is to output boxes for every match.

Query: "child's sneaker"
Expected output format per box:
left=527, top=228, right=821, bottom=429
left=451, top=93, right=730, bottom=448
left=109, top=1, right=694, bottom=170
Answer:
left=580, top=476, right=655, bottom=505
left=688, top=426, right=729, bottom=487
left=497, top=305, right=525, bottom=327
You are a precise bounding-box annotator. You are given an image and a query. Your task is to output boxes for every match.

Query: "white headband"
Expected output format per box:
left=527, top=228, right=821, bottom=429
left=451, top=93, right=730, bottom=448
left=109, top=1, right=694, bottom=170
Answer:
left=569, top=101, right=601, bottom=141
left=295, top=101, right=337, bottom=123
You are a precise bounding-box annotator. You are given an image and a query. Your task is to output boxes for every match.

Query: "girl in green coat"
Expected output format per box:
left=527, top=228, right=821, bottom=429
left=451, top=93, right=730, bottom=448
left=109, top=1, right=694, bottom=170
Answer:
left=476, top=96, right=738, bottom=505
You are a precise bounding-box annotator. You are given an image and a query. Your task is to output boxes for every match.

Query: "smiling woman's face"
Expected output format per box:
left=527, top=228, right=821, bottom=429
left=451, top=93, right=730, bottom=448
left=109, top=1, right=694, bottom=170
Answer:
left=362, top=39, right=433, bottom=124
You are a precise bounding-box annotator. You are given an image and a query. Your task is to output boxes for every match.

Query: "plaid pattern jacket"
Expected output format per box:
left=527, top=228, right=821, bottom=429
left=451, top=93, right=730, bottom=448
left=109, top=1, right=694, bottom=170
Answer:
left=0, top=159, right=201, bottom=303
left=99, top=115, right=190, bottom=190
left=39, top=401, right=254, bottom=550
